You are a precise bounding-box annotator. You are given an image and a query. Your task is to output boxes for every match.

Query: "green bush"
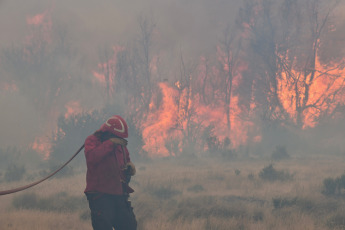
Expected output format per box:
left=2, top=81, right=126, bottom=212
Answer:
left=259, top=164, right=293, bottom=182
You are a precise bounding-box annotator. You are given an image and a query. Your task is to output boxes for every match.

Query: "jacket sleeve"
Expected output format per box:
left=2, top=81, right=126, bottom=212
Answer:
left=125, top=147, right=131, bottom=163
left=84, top=135, right=115, bottom=166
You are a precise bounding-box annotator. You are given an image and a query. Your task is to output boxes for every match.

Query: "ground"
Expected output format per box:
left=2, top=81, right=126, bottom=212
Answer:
left=1, top=154, right=345, bottom=230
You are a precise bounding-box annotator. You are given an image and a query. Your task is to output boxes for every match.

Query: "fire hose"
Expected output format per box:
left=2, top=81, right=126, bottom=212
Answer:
left=0, top=144, right=85, bottom=196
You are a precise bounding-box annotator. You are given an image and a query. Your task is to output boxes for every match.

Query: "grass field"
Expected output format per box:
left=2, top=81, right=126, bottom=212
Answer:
left=1, top=154, right=345, bottom=230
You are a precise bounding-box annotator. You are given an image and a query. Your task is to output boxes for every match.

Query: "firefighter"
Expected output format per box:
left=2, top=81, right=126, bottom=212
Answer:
left=84, top=115, right=137, bottom=230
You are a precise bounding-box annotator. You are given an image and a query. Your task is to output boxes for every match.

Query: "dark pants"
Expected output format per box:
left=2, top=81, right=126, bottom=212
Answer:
left=86, top=193, right=137, bottom=230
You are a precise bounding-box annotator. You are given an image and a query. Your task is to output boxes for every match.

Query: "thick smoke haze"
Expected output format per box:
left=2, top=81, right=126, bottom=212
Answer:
left=0, top=0, right=241, bottom=57
left=0, top=0, right=344, bottom=156
left=0, top=0, right=242, bottom=148
left=2, top=2, right=345, bottom=229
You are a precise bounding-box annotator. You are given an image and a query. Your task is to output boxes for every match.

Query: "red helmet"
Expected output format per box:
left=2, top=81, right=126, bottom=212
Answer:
left=98, top=115, right=128, bottom=138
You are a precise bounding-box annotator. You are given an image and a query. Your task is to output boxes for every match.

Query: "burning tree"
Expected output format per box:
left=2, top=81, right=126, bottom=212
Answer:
left=3, top=2, right=345, bottom=159
left=218, top=24, right=242, bottom=132
left=239, top=0, right=345, bottom=128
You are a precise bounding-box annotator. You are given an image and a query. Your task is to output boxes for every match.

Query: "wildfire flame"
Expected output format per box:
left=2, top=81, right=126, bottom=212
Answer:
left=3, top=6, right=345, bottom=159
left=278, top=57, right=345, bottom=128
left=93, top=46, right=125, bottom=100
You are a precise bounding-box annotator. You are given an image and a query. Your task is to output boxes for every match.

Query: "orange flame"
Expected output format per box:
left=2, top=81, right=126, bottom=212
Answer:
left=64, top=101, right=83, bottom=119
left=278, top=57, right=345, bottom=128
left=141, top=79, right=260, bottom=157
left=23, top=10, right=53, bottom=63
left=0, top=83, right=18, bottom=92
left=93, top=46, right=125, bottom=99
left=141, top=82, right=181, bottom=157
left=32, top=136, right=53, bottom=160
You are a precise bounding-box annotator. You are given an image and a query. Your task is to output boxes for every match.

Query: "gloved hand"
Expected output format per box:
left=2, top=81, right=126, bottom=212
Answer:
left=124, top=162, right=136, bottom=176
left=109, top=137, right=128, bottom=146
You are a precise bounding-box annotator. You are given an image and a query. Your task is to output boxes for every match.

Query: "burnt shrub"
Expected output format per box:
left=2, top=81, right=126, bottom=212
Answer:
left=259, top=164, right=293, bottom=182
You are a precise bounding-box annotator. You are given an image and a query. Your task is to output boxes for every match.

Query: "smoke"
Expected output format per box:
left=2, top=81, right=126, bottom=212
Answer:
left=0, top=0, right=242, bottom=57
left=0, top=90, right=41, bottom=146
left=0, top=0, right=242, bottom=149
left=0, top=0, right=345, bottom=156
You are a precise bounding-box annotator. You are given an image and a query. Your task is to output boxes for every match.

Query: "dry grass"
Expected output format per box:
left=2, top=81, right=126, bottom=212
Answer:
left=1, top=155, right=345, bottom=229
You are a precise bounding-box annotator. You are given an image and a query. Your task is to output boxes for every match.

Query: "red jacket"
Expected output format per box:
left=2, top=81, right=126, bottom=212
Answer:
left=84, top=134, right=133, bottom=195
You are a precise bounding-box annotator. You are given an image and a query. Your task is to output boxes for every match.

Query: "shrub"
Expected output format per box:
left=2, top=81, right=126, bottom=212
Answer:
left=322, top=178, right=337, bottom=195
left=4, top=164, right=26, bottom=182
left=0, top=147, right=21, bottom=168
left=272, top=197, right=314, bottom=212
left=273, top=197, right=298, bottom=209
left=139, top=166, right=146, bottom=171
left=336, top=174, right=345, bottom=192
left=321, top=173, right=345, bottom=196
left=145, top=184, right=182, bottom=200
left=48, top=163, right=75, bottom=178
left=172, top=196, right=250, bottom=221
left=187, top=184, right=205, bottom=193
left=165, top=137, right=181, bottom=156
left=259, top=164, right=293, bottom=182
left=271, top=145, right=290, bottom=161
left=327, top=213, right=345, bottom=229
left=79, top=210, right=91, bottom=221
left=247, top=173, right=255, bottom=180
left=207, top=172, right=225, bottom=181
left=12, top=192, right=88, bottom=212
